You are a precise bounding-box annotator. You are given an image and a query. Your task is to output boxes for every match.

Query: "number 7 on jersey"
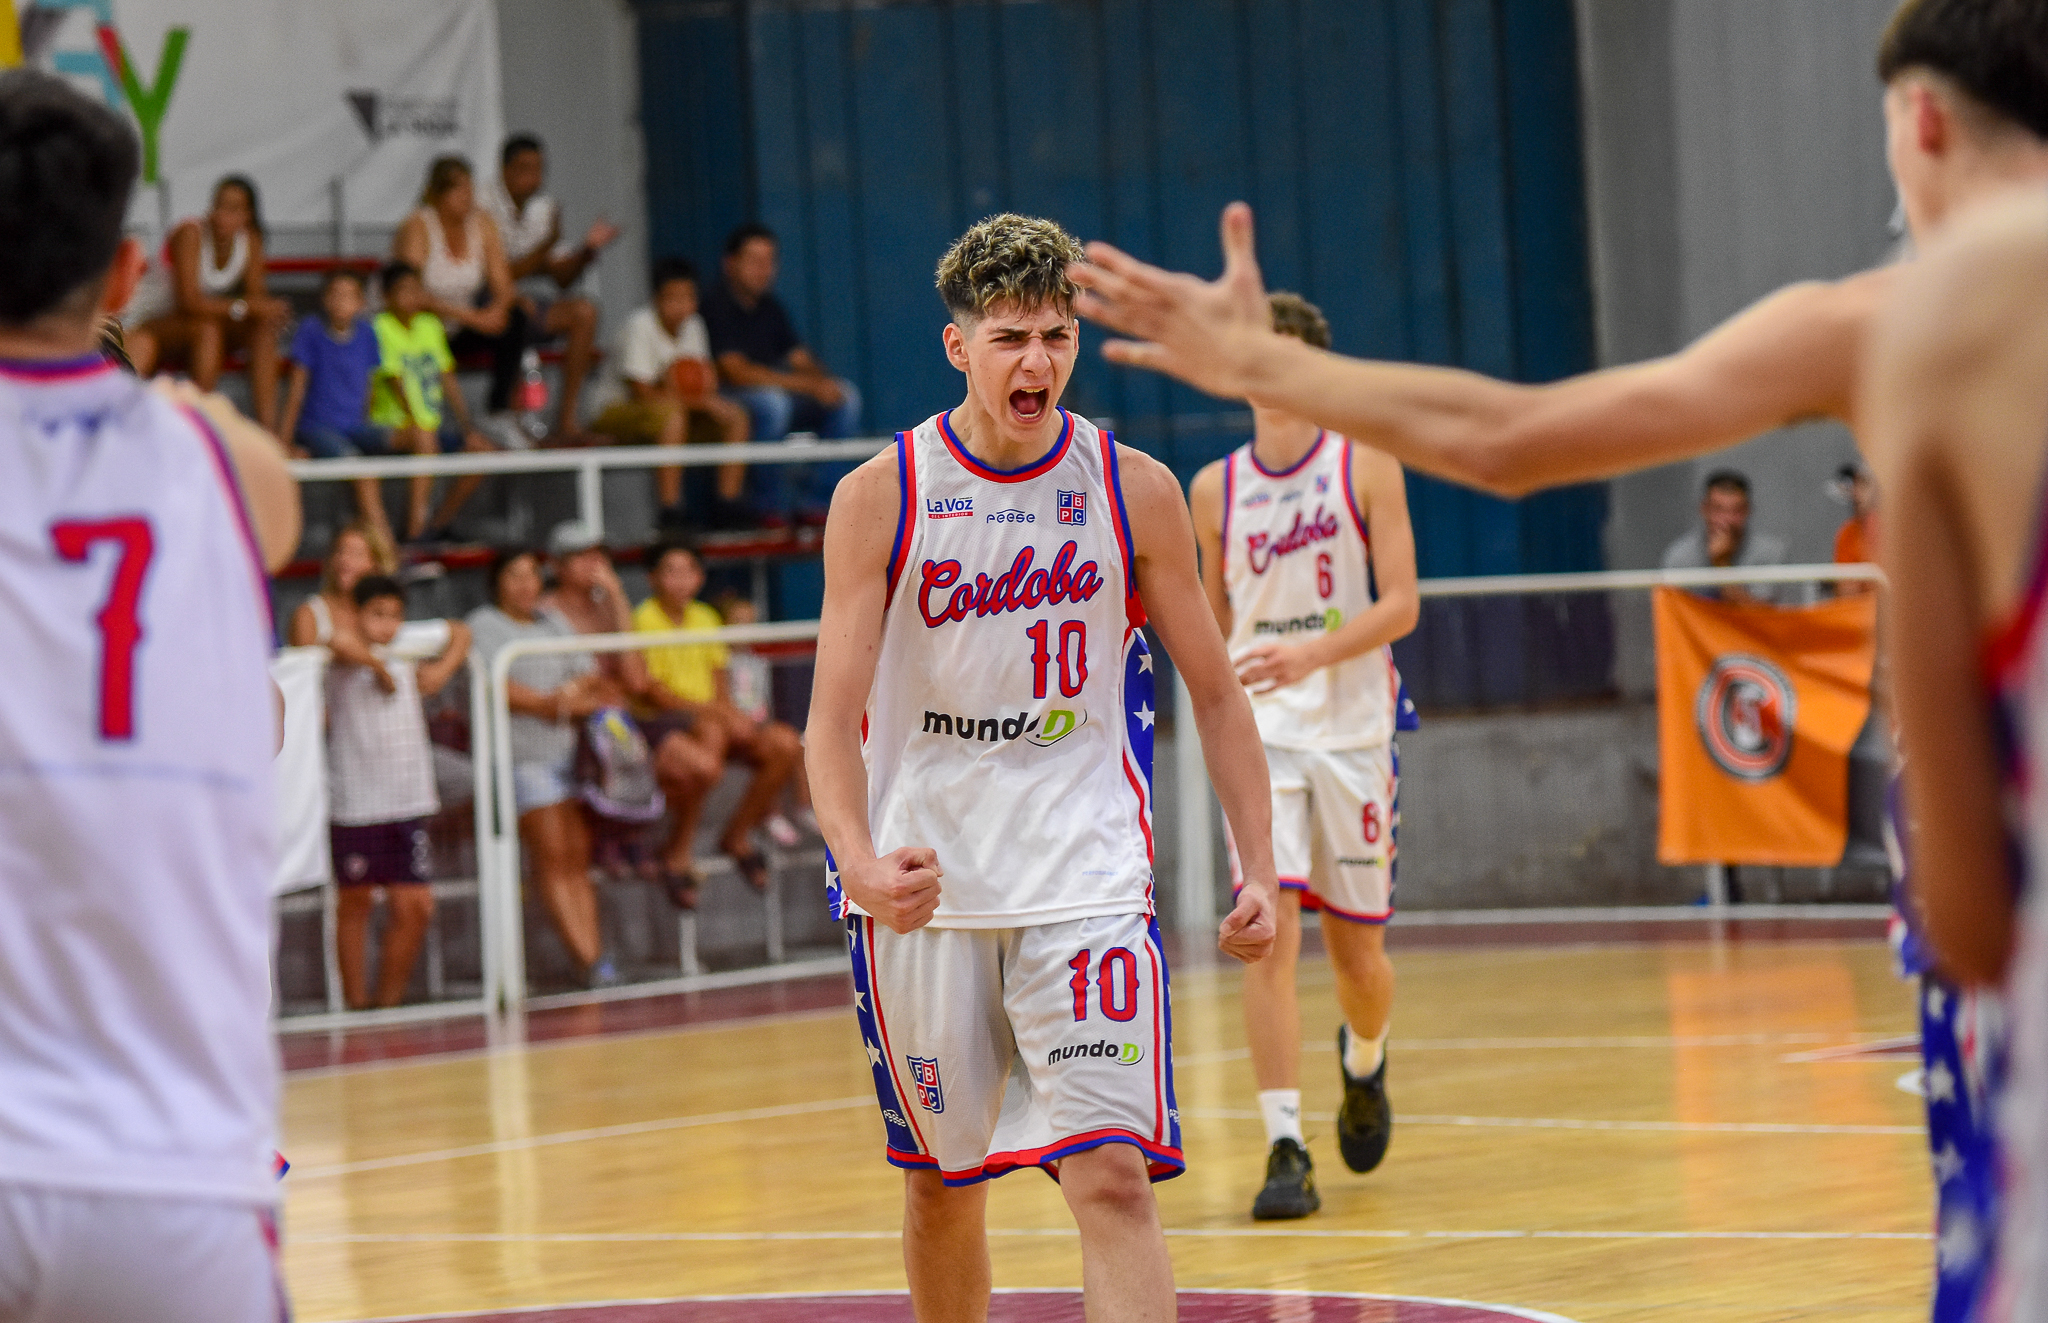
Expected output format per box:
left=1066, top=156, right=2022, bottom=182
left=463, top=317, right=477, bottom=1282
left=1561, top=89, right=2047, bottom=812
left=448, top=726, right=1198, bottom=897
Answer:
left=51, top=518, right=155, bottom=741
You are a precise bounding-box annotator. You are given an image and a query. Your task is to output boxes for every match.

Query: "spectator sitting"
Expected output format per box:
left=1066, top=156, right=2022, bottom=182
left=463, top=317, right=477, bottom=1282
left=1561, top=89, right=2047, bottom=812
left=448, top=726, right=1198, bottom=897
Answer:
left=540, top=522, right=722, bottom=909
left=124, top=174, right=290, bottom=428
left=372, top=260, right=499, bottom=542
left=277, top=268, right=395, bottom=542
left=393, top=155, right=525, bottom=428
left=287, top=522, right=399, bottom=671
left=708, top=590, right=816, bottom=848
left=633, top=540, right=804, bottom=887
left=588, top=258, right=750, bottom=524
left=466, top=548, right=625, bottom=988
left=1662, top=469, right=1787, bottom=605
left=1830, top=461, right=1877, bottom=597
left=481, top=133, right=618, bottom=436
left=325, top=576, right=471, bottom=1009
left=702, top=221, right=862, bottom=526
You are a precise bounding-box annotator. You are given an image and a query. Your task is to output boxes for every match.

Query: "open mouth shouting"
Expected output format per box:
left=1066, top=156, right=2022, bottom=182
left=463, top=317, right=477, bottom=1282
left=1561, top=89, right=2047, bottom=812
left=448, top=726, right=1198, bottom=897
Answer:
left=1010, top=388, right=1050, bottom=424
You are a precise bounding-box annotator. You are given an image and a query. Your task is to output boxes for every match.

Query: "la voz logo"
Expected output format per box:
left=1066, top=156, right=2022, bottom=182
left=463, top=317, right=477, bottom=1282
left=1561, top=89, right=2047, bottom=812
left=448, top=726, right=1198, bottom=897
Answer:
left=1057, top=490, right=1087, bottom=525
left=925, top=496, right=974, bottom=519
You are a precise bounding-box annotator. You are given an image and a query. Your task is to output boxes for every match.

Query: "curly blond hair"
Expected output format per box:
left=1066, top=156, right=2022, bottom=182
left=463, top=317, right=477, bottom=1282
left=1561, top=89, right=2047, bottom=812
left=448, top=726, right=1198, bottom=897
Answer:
left=935, top=214, right=1086, bottom=322
left=1269, top=291, right=1331, bottom=349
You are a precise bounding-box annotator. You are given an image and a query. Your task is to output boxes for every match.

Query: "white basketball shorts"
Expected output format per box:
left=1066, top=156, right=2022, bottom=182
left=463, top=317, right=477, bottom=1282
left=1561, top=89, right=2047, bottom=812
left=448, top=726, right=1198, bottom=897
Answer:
left=0, top=1185, right=287, bottom=1322
left=845, top=912, right=1182, bottom=1185
left=1229, top=742, right=1398, bottom=924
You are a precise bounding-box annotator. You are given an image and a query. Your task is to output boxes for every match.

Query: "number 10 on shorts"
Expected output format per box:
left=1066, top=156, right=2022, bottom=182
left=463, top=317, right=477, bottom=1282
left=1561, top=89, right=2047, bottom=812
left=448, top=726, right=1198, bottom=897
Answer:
left=1067, top=948, right=1139, bottom=1023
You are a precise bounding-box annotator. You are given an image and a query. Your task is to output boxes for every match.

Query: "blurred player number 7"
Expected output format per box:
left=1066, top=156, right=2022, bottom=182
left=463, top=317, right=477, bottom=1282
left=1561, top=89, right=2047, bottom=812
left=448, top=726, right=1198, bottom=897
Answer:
left=50, top=516, right=155, bottom=741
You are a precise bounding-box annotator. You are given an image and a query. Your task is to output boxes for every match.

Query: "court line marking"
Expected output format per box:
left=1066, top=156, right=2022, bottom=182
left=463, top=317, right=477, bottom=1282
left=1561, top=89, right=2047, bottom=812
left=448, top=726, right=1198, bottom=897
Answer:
left=301, top=1228, right=1929, bottom=1245
left=1175, top=1032, right=1912, bottom=1066
left=1780, top=1034, right=1921, bottom=1063
left=1180, top=1110, right=1920, bottom=1135
left=349, top=1287, right=1581, bottom=1323
left=288, top=1096, right=875, bottom=1179
left=291, top=1097, right=1918, bottom=1180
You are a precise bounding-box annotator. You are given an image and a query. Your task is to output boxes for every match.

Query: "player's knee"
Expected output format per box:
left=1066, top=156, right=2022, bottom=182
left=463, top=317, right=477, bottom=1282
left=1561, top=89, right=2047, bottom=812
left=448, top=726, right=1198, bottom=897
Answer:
left=1058, top=1144, right=1155, bottom=1221
left=390, top=885, right=435, bottom=927
left=902, top=1169, right=974, bottom=1222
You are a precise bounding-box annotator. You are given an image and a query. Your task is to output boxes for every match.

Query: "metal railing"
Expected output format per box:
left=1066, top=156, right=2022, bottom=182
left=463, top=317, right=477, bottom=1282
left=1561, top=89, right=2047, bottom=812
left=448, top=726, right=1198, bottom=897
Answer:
left=287, top=439, right=891, bottom=541
left=1169, top=560, right=1888, bottom=936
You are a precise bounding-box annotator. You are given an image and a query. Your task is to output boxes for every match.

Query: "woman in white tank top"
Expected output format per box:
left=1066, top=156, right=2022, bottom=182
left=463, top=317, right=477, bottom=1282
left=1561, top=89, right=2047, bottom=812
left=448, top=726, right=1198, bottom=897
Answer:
left=124, top=175, right=289, bottom=427
left=286, top=524, right=399, bottom=676
left=392, top=156, right=527, bottom=414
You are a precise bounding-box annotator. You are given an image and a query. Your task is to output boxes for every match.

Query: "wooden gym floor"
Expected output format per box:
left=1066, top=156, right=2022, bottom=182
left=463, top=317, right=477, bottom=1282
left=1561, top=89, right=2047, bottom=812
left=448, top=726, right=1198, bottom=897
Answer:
left=277, top=917, right=1930, bottom=1322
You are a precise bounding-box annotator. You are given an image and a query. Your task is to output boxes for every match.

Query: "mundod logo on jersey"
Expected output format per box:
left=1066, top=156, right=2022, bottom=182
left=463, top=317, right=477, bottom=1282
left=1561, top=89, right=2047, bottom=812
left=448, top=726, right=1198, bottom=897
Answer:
left=908, top=1056, right=945, bottom=1113
left=1047, top=1038, right=1145, bottom=1067
left=1245, top=507, right=1341, bottom=574
left=917, top=541, right=1104, bottom=627
left=1695, top=654, right=1795, bottom=781
left=922, top=707, right=1087, bottom=747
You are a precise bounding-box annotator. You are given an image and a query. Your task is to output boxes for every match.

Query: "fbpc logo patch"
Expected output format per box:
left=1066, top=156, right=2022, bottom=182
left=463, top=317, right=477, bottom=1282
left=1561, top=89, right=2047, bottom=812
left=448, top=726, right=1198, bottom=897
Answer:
left=1057, top=490, right=1087, bottom=526
left=1695, top=654, right=1796, bottom=781
left=908, top=1056, right=945, bottom=1113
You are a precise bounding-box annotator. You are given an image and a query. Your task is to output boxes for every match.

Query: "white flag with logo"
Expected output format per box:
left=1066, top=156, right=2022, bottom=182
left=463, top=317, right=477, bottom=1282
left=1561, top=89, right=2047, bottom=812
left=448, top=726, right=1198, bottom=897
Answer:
left=5, top=0, right=504, bottom=229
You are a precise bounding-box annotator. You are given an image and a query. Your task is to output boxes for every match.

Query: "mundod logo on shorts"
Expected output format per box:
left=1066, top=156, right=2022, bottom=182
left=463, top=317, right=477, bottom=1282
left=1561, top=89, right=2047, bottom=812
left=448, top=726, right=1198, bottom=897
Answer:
left=908, top=1056, right=945, bottom=1113
left=1048, top=1039, right=1145, bottom=1067
left=1695, top=653, right=1796, bottom=781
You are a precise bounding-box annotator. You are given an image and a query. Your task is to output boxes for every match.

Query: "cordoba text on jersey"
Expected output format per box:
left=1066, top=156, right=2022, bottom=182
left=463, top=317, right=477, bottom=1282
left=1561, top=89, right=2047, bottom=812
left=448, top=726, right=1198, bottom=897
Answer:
left=918, top=540, right=1105, bottom=627
left=1244, top=506, right=1341, bottom=574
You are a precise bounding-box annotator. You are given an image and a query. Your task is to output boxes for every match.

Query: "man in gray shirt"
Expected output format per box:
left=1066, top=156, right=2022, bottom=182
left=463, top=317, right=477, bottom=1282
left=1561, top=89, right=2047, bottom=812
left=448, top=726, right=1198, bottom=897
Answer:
left=1662, top=469, right=1787, bottom=604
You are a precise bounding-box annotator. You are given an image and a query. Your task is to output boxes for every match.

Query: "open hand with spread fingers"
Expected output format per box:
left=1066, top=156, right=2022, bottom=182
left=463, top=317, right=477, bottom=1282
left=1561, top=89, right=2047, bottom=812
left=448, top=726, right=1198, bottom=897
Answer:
left=1069, top=201, right=1280, bottom=401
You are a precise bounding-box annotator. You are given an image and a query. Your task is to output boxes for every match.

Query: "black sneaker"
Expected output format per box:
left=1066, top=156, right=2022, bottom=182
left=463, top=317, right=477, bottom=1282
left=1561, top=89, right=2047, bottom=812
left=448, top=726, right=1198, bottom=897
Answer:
left=1250, top=1138, right=1320, bottom=1220
left=1336, top=1026, right=1392, bottom=1173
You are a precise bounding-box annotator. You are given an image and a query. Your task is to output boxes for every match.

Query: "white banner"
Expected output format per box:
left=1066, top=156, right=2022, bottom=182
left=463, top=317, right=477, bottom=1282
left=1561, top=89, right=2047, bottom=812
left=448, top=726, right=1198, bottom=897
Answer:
left=270, top=647, right=329, bottom=896
left=4, top=0, right=503, bottom=229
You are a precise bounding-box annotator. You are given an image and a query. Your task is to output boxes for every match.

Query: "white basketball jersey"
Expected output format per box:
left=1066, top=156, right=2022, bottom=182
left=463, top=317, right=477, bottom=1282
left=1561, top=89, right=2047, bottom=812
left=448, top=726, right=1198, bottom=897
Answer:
left=0, top=357, right=279, bottom=1204
left=1221, top=432, right=1400, bottom=750
left=831, top=408, right=1155, bottom=927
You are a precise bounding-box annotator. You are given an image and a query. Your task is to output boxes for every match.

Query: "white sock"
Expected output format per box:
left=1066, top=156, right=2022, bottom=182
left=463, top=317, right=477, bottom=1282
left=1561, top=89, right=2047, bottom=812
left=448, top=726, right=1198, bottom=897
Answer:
left=1343, top=1023, right=1388, bottom=1078
left=1257, top=1089, right=1304, bottom=1145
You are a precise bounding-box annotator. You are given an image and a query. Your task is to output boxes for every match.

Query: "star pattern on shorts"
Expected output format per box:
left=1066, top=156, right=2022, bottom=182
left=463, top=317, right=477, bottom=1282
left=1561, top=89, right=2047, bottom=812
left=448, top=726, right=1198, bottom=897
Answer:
left=1926, top=1060, right=1958, bottom=1104
left=854, top=989, right=868, bottom=1013
left=1135, top=702, right=1155, bottom=730
left=847, top=927, right=860, bottom=951
left=1926, top=981, right=1947, bottom=1018
left=1932, top=1142, right=1965, bottom=1186
left=864, top=1038, right=883, bottom=1068
left=1138, top=651, right=1153, bottom=672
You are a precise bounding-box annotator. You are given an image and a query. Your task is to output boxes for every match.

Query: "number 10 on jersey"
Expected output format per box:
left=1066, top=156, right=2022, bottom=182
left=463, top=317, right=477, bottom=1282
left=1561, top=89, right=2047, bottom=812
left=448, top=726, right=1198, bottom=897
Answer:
left=1026, top=619, right=1087, bottom=699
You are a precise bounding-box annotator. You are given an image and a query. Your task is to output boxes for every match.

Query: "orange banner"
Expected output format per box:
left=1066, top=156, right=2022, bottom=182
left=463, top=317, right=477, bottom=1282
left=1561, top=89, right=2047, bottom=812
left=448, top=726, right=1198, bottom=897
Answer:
left=1653, top=587, right=1877, bottom=866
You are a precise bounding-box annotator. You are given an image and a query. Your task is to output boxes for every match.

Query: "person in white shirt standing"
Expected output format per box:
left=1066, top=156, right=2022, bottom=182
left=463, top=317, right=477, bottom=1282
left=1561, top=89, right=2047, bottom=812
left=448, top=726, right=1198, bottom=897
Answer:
left=0, top=69, right=301, bottom=1322
left=325, top=575, right=472, bottom=1010
left=482, top=133, right=620, bottom=436
left=1189, top=292, right=1419, bottom=1220
left=589, top=257, right=752, bottom=523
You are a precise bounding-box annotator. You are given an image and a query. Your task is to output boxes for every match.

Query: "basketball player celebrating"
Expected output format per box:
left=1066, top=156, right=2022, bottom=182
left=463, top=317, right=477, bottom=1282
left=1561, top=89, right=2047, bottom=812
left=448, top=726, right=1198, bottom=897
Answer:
left=1188, top=293, right=1418, bottom=1219
left=0, top=72, right=300, bottom=1319
left=1862, top=185, right=2048, bottom=1320
left=810, top=213, right=1280, bottom=1322
left=1070, top=3, right=2047, bottom=1315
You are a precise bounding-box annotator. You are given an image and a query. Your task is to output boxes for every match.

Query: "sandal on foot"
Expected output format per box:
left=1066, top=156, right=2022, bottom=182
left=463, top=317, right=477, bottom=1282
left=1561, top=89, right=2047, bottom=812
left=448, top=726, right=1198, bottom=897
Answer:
left=658, top=867, right=700, bottom=910
left=725, top=848, right=770, bottom=893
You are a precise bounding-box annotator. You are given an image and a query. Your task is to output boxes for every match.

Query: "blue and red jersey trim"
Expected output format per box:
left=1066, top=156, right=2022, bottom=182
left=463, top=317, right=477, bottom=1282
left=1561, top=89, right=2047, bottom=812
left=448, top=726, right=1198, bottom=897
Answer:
left=886, top=1129, right=1185, bottom=1187
left=1098, top=428, right=1146, bottom=629
left=180, top=404, right=276, bottom=635
left=1339, top=435, right=1371, bottom=545
left=1247, top=429, right=1325, bottom=479
left=885, top=431, right=917, bottom=606
left=1219, top=451, right=1236, bottom=577
left=938, top=407, right=1075, bottom=484
left=0, top=354, right=117, bottom=382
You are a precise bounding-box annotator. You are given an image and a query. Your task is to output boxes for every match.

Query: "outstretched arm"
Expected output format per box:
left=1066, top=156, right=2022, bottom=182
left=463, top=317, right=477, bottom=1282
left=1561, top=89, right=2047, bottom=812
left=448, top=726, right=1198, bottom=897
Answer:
left=1071, top=203, right=1884, bottom=499
left=808, top=455, right=943, bottom=933
left=1123, top=445, right=1278, bottom=963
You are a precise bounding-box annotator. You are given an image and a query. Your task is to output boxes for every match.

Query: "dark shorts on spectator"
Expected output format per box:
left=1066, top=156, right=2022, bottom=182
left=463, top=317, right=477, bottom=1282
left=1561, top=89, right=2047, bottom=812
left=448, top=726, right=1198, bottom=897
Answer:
left=635, top=712, right=697, bottom=750
left=297, top=423, right=395, bottom=460
left=331, top=818, right=433, bottom=886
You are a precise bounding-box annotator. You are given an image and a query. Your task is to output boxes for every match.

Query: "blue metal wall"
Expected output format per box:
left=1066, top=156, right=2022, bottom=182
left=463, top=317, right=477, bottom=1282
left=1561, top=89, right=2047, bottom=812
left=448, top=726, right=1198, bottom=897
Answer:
left=634, top=0, right=1611, bottom=705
